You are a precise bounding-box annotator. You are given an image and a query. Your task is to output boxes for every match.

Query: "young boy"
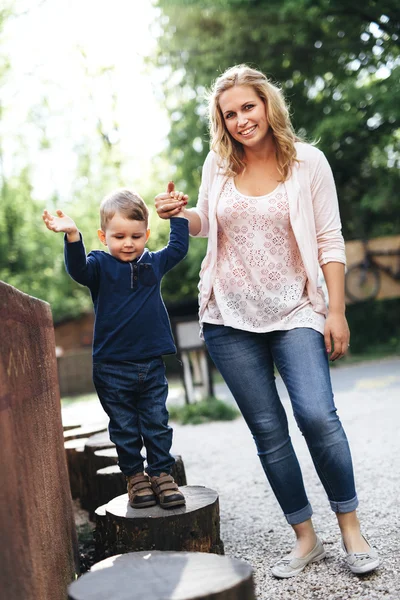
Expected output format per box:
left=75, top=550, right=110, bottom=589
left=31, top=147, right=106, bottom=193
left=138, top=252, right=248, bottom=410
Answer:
left=43, top=186, right=189, bottom=508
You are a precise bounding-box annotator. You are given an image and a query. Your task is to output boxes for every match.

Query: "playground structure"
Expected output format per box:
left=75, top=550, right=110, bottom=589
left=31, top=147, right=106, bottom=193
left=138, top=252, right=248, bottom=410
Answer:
left=0, top=281, right=255, bottom=600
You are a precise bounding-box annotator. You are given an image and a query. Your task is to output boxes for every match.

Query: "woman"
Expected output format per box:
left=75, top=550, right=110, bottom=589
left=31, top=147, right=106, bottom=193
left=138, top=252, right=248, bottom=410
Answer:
left=155, top=65, right=379, bottom=578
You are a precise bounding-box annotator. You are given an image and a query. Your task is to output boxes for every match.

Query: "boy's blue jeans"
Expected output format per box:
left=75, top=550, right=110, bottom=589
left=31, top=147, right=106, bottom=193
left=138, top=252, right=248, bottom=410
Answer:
left=203, top=323, right=359, bottom=525
left=92, top=357, right=175, bottom=477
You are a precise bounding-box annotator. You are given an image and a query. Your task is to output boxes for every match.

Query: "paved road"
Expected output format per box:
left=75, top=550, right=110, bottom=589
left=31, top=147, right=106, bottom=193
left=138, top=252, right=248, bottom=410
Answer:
left=168, top=356, right=400, bottom=406
left=62, top=357, right=400, bottom=425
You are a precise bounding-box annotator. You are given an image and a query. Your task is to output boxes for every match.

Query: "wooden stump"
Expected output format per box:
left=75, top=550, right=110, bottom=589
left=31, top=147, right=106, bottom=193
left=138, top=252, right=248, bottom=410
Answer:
left=95, top=466, right=126, bottom=510
left=65, top=437, right=89, bottom=499
left=93, top=448, right=187, bottom=486
left=0, top=282, right=79, bottom=599
left=103, top=486, right=224, bottom=556
left=64, top=424, right=108, bottom=442
left=68, top=551, right=255, bottom=600
left=170, top=454, right=187, bottom=486
left=93, top=505, right=109, bottom=562
left=93, top=448, right=119, bottom=469
left=63, top=423, right=81, bottom=432
left=81, top=432, right=115, bottom=513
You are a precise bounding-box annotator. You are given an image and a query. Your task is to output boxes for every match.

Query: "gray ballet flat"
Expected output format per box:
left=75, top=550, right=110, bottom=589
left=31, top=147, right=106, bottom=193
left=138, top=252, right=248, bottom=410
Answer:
left=341, top=536, right=380, bottom=574
left=271, top=537, right=326, bottom=578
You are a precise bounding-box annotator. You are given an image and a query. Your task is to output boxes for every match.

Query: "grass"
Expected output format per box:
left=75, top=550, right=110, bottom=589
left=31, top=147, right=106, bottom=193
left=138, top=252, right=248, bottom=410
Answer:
left=168, top=396, right=240, bottom=425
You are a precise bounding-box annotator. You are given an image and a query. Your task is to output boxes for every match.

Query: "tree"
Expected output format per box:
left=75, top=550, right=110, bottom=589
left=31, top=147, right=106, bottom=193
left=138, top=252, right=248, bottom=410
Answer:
left=153, top=0, right=400, bottom=243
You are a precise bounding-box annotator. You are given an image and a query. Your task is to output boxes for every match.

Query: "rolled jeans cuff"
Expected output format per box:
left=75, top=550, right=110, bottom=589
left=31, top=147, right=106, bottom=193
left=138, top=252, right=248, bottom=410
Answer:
left=285, top=502, right=313, bottom=525
left=330, top=495, right=359, bottom=514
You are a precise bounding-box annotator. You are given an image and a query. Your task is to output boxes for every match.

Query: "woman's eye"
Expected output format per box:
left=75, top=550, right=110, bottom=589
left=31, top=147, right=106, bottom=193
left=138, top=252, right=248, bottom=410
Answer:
left=225, top=112, right=234, bottom=119
left=245, top=104, right=254, bottom=110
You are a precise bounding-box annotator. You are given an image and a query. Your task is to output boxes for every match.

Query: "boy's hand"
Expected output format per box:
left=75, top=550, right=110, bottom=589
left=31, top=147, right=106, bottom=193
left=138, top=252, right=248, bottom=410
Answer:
left=42, top=209, right=79, bottom=241
left=155, top=181, right=188, bottom=219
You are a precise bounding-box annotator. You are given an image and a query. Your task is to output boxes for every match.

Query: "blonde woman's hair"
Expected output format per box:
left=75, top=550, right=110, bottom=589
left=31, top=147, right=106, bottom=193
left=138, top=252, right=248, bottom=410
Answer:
left=99, top=189, right=149, bottom=231
left=208, top=64, right=301, bottom=180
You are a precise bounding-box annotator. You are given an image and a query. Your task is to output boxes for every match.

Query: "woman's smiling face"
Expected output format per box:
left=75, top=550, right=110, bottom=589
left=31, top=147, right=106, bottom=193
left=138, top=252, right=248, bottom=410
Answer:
left=219, top=85, right=269, bottom=150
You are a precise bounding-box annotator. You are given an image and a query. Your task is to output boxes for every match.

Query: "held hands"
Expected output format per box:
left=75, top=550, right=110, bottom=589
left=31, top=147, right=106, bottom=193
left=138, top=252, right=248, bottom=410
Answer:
left=42, top=209, right=80, bottom=241
left=324, top=311, right=350, bottom=361
left=155, top=181, right=188, bottom=219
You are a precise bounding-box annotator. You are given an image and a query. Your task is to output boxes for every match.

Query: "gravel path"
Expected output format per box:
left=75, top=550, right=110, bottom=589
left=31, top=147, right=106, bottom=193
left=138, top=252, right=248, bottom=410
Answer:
left=169, top=359, right=400, bottom=600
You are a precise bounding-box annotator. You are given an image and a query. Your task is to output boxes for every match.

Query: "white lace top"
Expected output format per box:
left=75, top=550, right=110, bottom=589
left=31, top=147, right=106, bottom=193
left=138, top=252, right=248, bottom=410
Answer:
left=202, top=178, right=326, bottom=334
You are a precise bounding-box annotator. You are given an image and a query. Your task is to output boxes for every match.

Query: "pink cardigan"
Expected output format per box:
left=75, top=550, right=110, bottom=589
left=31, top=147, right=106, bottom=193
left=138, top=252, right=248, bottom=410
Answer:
left=191, top=142, right=346, bottom=326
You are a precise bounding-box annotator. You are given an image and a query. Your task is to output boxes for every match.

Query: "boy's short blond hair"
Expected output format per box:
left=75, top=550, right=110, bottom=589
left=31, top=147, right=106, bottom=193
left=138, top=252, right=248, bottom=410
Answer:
left=99, top=189, right=149, bottom=231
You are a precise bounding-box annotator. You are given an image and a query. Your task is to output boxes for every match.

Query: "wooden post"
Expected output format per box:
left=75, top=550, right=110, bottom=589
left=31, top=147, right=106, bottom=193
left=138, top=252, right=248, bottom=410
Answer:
left=94, top=447, right=187, bottom=486
left=93, top=448, right=119, bottom=469
left=81, top=432, right=115, bottom=513
left=170, top=454, right=187, bottom=487
left=103, top=486, right=224, bottom=556
left=93, top=505, right=109, bottom=562
left=64, top=424, right=107, bottom=442
left=94, top=455, right=187, bottom=516
left=68, top=551, right=255, bottom=600
left=0, top=282, right=79, bottom=599
left=65, top=437, right=89, bottom=499
left=95, top=465, right=126, bottom=509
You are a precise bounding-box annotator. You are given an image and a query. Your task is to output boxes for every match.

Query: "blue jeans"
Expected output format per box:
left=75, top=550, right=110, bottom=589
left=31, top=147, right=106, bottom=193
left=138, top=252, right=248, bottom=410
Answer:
left=203, top=324, right=358, bottom=525
left=92, top=358, right=175, bottom=477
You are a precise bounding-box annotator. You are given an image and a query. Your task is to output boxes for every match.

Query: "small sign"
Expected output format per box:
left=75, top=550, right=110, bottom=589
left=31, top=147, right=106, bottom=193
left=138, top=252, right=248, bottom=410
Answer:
left=175, top=320, right=203, bottom=351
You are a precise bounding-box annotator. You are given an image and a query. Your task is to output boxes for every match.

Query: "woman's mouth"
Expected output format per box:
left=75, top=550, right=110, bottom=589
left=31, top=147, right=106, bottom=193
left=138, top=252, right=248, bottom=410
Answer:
left=239, top=125, right=257, bottom=137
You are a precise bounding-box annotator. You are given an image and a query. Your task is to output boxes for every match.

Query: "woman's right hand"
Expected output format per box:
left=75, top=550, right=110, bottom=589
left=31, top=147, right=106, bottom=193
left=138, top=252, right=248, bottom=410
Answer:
left=155, top=181, right=188, bottom=219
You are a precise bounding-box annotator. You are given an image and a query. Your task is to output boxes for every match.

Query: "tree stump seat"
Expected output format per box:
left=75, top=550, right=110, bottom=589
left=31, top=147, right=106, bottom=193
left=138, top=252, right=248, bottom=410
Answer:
left=64, top=437, right=89, bottom=499
left=94, top=447, right=187, bottom=485
left=88, top=450, right=186, bottom=513
left=64, top=424, right=108, bottom=441
left=68, top=551, right=255, bottom=600
left=93, top=505, right=108, bottom=561
left=98, top=485, right=223, bottom=557
left=81, top=433, right=116, bottom=513
left=95, top=465, right=126, bottom=511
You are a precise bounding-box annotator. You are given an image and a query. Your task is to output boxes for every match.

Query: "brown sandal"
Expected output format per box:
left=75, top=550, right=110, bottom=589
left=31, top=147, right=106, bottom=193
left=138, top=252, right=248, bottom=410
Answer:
left=126, top=472, right=157, bottom=508
left=150, top=472, right=185, bottom=508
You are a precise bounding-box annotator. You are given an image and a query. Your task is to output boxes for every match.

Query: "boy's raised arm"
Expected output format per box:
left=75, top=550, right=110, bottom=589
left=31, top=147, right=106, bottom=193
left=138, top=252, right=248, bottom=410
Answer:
left=42, top=209, right=80, bottom=243
left=42, top=208, right=98, bottom=287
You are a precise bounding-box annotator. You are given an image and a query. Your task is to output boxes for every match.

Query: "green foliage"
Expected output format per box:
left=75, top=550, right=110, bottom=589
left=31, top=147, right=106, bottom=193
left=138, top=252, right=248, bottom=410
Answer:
left=345, top=297, right=400, bottom=355
left=153, top=0, right=400, bottom=246
left=2, top=2, right=400, bottom=326
left=168, top=396, right=239, bottom=424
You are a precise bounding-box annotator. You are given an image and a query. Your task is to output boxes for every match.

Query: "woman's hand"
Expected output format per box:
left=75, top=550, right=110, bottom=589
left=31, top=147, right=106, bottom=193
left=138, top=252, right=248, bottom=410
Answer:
left=155, top=181, right=188, bottom=219
left=324, top=311, right=350, bottom=361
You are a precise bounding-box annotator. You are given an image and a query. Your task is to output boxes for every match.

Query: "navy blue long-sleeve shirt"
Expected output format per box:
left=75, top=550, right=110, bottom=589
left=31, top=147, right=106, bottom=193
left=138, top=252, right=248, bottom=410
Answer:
left=64, top=217, right=189, bottom=363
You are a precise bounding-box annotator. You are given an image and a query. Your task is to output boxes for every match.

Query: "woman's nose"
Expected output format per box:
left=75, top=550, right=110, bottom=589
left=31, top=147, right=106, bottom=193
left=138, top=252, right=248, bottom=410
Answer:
left=237, top=113, right=248, bottom=127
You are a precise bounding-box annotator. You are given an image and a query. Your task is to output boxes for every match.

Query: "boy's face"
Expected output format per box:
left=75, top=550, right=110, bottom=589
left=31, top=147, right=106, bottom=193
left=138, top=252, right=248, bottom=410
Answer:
left=97, top=212, right=150, bottom=262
